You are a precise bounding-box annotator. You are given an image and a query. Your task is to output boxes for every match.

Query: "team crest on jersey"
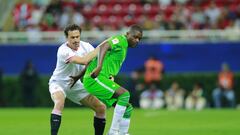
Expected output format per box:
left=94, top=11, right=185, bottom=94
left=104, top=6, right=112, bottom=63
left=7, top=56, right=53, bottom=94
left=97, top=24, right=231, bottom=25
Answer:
left=112, top=38, right=119, bottom=44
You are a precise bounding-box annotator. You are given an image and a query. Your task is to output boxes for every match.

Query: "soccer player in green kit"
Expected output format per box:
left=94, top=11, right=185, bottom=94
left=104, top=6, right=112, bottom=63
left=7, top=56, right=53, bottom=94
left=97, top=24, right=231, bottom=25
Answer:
left=83, top=25, right=143, bottom=135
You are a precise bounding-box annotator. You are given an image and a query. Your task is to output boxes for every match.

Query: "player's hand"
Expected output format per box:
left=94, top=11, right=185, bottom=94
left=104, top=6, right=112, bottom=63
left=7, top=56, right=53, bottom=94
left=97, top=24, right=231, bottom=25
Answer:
left=69, top=75, right=79, bottom=88
left=109, top=75, right=114, bottom=81
left=90, top=66, right=101, bottom=78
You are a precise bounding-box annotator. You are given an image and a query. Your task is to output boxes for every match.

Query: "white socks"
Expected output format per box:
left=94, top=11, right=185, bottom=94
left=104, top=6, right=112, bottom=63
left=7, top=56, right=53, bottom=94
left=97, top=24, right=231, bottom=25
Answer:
left=119, top=118, right=130, bottom=134
left=51, top=108, right=62, bottom=115
left=109, top=104, right=126, bottom=134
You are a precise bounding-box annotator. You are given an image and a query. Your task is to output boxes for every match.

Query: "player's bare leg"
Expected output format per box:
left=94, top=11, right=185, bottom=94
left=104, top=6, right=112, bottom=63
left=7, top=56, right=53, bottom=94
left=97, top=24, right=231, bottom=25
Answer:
left=80, top=95, right=106, bottom=135
left=50, top=91, right=66, bottom=135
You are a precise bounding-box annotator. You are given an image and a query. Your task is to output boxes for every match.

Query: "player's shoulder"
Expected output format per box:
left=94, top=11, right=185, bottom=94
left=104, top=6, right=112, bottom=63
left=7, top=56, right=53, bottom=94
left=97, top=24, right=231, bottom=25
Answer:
left=110, top=34, right=124, bottom=40
left=80, top=40, right=94, bottom=50
left=80, top=40, right=91, bottom=46
left=58, top=42, right=71, bottom=53
left=80, top=40, right=92, bottom=47
left=108, top=34, right=126, bottom=45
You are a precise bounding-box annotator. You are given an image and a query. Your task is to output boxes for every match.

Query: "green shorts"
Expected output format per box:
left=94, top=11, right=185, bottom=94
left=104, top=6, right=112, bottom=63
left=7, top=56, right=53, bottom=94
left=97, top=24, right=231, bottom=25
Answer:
left=83, top=75, right=120, bottom=107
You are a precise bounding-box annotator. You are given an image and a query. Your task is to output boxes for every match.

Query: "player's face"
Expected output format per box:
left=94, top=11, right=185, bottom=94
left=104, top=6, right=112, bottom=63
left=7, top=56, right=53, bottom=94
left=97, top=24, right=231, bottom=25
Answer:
left=127, top=30, right=142, bottom=48
left=67, top=30, right=80, bottom=50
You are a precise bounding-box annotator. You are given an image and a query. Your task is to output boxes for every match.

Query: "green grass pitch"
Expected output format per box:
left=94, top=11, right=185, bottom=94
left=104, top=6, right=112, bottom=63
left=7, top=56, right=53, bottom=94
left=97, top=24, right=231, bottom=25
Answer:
left=0, top=108, right=239, bottom=135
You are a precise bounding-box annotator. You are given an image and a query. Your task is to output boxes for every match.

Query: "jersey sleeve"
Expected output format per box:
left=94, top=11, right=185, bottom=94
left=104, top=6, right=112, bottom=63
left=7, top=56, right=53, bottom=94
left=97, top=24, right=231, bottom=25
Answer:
left=87, top=42, right=95, bottom=52
left=58, top=47, right=75, bottom=63
left=107, top=35, right=122, bottom=50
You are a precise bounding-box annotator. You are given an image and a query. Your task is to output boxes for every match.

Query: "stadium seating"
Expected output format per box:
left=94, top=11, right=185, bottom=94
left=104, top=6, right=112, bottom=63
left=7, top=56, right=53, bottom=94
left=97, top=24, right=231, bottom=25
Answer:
left=9, top=0, right=240, bottom=31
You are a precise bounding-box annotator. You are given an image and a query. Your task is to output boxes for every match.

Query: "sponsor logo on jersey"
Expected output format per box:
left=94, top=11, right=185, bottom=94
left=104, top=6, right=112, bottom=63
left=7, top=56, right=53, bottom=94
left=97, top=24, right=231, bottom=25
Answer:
left=112, top=38, right=119, bottom=44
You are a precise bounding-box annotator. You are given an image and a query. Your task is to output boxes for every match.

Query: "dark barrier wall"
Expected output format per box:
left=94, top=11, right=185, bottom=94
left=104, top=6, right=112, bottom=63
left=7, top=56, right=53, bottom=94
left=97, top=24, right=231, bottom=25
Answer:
left=0, top=42, right=240, bottom=75
left=1, top=74, right=240, bottom=107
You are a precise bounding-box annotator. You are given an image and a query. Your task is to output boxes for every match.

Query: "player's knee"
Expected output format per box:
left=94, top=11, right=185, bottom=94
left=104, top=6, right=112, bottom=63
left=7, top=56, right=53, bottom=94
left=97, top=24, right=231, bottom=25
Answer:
left=54, top=98, right=65, bottom=111
left=52, top=91, right=65, bottom=110
left=123, top=104, right=133, bottom=118
left=95, top=102, right=106, bottom=115
left=118, top=91, right=130, bottom=106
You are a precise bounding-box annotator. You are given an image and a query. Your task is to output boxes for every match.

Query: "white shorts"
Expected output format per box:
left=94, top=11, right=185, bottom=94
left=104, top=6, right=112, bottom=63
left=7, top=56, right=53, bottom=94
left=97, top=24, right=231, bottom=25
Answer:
left=49, top=80, right=89, bottom=105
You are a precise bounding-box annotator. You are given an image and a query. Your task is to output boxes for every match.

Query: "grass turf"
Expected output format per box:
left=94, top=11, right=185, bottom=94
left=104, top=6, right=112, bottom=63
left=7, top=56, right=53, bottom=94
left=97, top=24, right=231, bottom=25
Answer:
left=0, top=108, right=239, bottom=135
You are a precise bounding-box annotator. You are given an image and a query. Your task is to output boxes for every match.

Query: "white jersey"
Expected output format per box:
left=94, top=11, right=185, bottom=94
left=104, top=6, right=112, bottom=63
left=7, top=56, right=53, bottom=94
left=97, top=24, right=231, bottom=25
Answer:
left=48, top=41, right=94, bottom=104
left=49, top=41, right=94, bottom=84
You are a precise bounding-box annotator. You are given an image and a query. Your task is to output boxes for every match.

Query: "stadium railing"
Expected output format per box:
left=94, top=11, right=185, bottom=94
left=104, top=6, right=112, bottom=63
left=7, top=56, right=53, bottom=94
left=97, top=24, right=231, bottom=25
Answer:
left=0, top=29, right=240, bottom=44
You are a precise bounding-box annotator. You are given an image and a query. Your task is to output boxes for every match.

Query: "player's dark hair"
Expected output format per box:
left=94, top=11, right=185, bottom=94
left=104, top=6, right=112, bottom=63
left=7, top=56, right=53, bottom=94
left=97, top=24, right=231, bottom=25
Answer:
left=64, top=24, right=82, bottom=37
left=129, top=24, right=143, bottom=33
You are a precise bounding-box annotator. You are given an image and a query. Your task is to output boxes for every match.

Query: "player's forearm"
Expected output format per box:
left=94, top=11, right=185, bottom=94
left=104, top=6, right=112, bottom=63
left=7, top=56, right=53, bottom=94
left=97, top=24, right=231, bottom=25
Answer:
left=83, top=46, right=100, bottom=64
left=68, top=47, right=100, bottom=65
left=97, top=42, right=110, bottom=68
left=68, top=56, right=88, bottom=65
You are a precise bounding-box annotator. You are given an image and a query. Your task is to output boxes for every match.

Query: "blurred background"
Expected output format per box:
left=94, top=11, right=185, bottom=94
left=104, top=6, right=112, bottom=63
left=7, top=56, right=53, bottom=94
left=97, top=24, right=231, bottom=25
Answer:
left=0, top=0, right=240, bottom=110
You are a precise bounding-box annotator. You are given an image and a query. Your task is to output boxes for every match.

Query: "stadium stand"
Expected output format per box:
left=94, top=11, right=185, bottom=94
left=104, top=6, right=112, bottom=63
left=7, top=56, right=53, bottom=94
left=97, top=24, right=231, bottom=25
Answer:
left=0, top=0, right=239, bottom=43
left=2, top=0, right=239, bottom=31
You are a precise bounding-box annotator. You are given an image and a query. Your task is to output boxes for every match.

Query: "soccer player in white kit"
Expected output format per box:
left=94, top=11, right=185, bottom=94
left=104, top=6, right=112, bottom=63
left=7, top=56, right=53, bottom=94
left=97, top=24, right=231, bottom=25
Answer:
left=49, top=24, right=106, bottom=135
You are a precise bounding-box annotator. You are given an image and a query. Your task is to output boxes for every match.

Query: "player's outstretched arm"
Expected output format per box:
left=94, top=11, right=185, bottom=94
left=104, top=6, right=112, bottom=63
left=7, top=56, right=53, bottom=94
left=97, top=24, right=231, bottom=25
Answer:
left=67, top=46, right=100, bottom=65
left=91, top=40, right=111, bottom=78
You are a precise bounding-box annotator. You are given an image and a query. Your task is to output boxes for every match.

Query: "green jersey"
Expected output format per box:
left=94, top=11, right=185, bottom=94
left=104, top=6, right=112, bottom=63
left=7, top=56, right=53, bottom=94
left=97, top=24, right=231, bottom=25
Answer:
left=84, top=34, right=128, bottom=78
